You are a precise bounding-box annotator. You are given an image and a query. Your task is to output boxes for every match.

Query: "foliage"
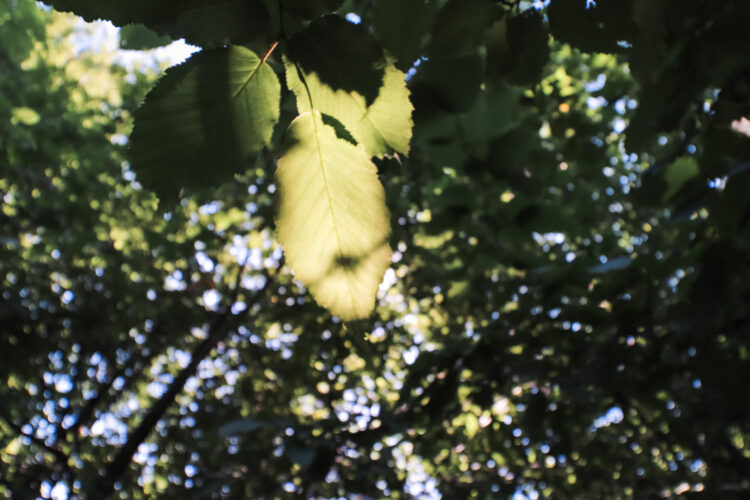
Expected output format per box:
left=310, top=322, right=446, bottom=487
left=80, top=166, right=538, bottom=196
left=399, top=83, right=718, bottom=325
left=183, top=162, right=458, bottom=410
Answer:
left=2, top=0, right=750, bottom=499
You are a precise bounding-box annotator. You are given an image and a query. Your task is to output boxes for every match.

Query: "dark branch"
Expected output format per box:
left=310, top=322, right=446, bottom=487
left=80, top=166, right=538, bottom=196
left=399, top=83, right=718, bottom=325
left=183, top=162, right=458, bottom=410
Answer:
left=86, top=258, right=275, bottom=499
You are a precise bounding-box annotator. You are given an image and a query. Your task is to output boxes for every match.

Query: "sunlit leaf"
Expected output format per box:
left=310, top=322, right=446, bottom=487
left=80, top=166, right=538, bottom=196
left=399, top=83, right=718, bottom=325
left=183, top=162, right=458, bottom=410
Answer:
left=276, top=111, right=391, bottom=320
left=285, top=57, right=412, bottom=157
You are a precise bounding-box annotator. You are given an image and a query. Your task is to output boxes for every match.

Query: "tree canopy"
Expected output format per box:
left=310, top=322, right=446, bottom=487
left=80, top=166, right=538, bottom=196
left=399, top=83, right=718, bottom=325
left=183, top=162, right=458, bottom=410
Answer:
left=1, top=0, right=750, bottom=498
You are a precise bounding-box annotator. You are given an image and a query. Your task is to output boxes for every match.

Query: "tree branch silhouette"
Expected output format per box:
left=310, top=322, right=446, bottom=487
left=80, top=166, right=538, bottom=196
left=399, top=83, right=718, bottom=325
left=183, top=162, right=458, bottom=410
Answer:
left=87, top=257, right=277, bottom=499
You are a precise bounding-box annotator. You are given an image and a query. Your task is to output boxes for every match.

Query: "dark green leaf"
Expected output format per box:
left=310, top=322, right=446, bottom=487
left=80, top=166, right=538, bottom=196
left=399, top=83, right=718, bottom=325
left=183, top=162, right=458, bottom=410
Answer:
left=119, top=24, right=171, bottom=50
left=286, top=14, right=386, bottom=105
left=130, top=46, right=280, bottom=203
left=485, top=10, right=550, bottom=85
left=428, top=0, right=499, bottom=58
left=412, top=53, right=483, bottom=113
left=374, top=0, right=438, bottom=71
left=45, top=0, right=270, bottom=47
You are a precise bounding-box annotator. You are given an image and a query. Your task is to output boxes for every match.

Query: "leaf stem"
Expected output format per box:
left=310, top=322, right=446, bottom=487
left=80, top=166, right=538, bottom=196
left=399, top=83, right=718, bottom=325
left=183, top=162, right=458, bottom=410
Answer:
left=262, top=41, right=279, bottom=63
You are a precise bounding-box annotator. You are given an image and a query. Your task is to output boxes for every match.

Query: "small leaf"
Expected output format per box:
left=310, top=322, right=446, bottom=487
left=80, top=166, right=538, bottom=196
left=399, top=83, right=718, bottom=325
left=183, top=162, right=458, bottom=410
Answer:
left=286, top=15, right=386, bottom=105
left=130, top=46, right=280, bottom=202
left=285, top=57, right=413, bottom=157
left=276, top=111, right=391, bottom=320
left=11, top=107, right=40, bottom=126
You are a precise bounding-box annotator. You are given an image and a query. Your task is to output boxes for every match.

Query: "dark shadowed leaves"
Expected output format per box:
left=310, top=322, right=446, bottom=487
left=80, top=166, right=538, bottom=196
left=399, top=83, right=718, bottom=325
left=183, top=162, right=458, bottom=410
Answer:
left=548, top=0, right=635, bottom=53
left=374, top=0, right=438, bottom=71
left=45, top=0, right=270, bottom=46
left=485, top=10, right=550, bottom=85
left=411, top=53, right=483, bottom=113
left=428, top=0, right=499, bottom=58
left=119, top=23, right=171, bottom=50
left=286, top=15, right=386, bottom=105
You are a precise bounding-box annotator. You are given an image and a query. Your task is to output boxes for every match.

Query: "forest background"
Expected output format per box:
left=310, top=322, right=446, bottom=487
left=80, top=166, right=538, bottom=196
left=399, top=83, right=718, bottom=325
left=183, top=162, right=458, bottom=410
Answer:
left=1, top=0, right=750, bottom=498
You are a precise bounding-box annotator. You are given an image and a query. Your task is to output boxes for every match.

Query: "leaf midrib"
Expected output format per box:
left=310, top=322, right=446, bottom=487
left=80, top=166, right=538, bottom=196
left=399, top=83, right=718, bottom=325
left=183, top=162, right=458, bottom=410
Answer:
left=309, top=112, right=359, bottom=314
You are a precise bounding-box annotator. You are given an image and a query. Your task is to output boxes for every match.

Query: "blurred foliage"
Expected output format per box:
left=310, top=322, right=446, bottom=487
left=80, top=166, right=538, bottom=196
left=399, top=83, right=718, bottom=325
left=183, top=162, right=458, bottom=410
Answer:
left=2, top=0, right=750, bottom=499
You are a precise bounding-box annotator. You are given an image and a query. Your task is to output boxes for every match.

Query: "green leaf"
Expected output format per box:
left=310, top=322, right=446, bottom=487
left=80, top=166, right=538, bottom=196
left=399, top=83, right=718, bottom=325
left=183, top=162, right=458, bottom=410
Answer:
left=130, top=46, right=280, bottom=202
left=276, top=111, right=391, bottom=320
left=11, top=107, right=40, bottom=126
left=374, top=0, right=438, bottom=71
left=428, top=0, right=498, bottom=58
left=282, top=0, right=343, bottom=19
left=45, top=0, right=269, bottom=47
left=286, top=15, right=386, bottom=105
left=285, top=57, right=413, bottom=157
left=119, top=24, right=171, bottom=51
left=459, top=83, right=518, bottom=159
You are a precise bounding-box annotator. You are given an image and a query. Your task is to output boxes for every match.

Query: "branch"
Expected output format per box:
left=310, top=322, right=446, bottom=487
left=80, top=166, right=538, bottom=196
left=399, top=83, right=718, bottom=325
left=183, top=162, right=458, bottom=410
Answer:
left=0, top=414, right=72, bottom=475
left=86, top=258, right=276, bottom=499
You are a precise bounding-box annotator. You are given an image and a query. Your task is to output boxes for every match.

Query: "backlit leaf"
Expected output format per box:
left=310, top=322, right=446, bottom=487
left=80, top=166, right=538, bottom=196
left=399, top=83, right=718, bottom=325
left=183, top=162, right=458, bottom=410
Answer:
left=285, top=57, right=412, bottom=157
left=276, top=111, right=391, bottom=320
left=130, top=46, right=280, bottom=202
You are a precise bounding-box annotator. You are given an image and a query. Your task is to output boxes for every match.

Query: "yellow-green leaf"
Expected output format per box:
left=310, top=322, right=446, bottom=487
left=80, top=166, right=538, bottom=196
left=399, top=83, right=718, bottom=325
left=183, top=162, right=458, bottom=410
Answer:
left=276, top=111, right=391, bottom=320
left=286, top=59, right=413, bottom=158
left=11, top=107, right=40, bottom=126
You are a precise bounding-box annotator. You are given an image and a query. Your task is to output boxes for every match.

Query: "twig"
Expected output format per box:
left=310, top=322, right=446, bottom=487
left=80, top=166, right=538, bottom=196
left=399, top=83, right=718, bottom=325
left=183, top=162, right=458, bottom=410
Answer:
left=86, top=257, right=277, bottom=499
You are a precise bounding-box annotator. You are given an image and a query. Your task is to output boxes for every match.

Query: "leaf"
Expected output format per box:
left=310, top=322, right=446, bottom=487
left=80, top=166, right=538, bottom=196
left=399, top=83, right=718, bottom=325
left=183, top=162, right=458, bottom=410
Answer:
left=285, top=57, right=413, bottom=157
left=130, top=46, right=280, bottom=202
left=428, top=0, right=499, bottom=58
left=282, top=0, right=343, bottom=19
left=459, top=83, right=518, bottom=159
left=374, top=0, right=438, bottom=71
left=11, top=107, right=40, bottom=126
left=286, top=15, right=386, bottom=105
left=45, top=0, right=269, bottom=47
left=119, top=24, right=171, bottom=51
left=276, top=111, right=391, bottom=320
